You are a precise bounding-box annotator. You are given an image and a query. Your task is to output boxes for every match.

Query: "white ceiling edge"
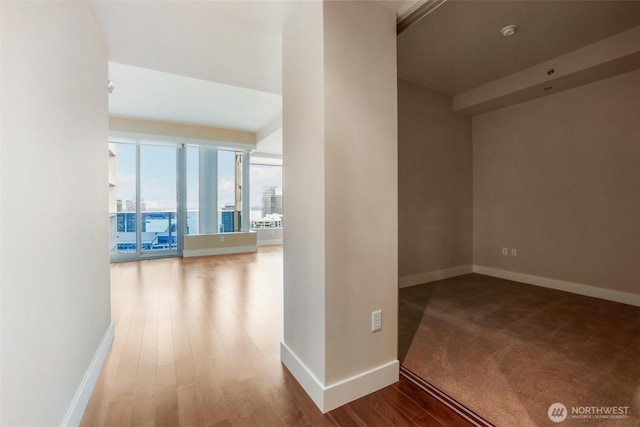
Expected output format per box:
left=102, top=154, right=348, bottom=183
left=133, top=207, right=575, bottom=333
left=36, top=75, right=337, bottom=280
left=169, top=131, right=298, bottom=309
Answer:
left=256, top=128, right=283, bottom=156
left=257, top=113, right=283, bottom=142
left=108, top=62, right=282, bottom=133
left=251, top=151, right=283, bottom=166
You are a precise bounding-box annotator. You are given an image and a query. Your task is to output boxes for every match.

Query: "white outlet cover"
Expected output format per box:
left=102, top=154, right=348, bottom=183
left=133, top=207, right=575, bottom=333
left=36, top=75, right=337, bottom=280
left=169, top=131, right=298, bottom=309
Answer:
left=372, top=310, right=382, bottom=332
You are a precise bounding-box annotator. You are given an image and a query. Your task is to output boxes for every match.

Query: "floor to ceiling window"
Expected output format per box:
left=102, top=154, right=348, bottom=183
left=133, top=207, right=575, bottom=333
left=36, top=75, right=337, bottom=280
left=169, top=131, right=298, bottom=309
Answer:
left=110, top=142, right=181, bottom=258
left=185, top=147, right=247, bottom=236
left=111, top=142, right=137, bottom=253
left=140, top=144, right=178, bottom=253
left=218, top=150, right=238, bottom=232
left=110, top=139, right=250, bottom=261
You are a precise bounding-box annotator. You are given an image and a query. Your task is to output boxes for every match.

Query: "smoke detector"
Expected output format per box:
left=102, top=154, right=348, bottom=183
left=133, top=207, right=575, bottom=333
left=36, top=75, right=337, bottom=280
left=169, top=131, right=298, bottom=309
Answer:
left=500, top=25, right=517, bottom=37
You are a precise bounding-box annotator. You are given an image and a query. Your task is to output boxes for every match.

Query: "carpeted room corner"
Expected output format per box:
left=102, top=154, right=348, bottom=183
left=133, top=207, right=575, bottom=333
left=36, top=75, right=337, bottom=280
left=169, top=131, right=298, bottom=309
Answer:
left=399, top=274, right=640, bottom=426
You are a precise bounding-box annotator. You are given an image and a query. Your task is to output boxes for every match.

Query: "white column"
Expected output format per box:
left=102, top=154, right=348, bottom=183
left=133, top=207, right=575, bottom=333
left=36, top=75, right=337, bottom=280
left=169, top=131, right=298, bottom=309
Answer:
left=282, top=0, right=398, bottom=413
left=199, top=148, right=217, bottom=234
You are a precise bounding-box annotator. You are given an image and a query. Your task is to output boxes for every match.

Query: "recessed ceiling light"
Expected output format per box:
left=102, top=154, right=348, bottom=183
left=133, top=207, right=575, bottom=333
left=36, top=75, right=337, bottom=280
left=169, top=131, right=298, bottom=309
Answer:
left=501, top=25, right=517, bottom=38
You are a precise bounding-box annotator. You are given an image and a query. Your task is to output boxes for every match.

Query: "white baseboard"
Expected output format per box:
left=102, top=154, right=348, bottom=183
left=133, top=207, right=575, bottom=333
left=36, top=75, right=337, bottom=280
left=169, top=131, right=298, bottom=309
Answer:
left=280, top=342, right=325, bottom=409
left=280, top=342, right=399, bottom=413
left=323, top=359, right=399, bottom=412
left=61, top=322, right=114, bottom=427
left=182, top=245, right=258, bottom=258
left=399, top=265, right=473, bottom=288
left=257, top=239, right=283, bottom=246
left=473, top=265, right=640, bottom=307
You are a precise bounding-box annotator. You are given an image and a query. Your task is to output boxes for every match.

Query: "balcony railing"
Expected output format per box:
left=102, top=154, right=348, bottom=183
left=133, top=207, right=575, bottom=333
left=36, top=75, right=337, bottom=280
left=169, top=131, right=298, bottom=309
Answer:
left=111, top=211, right=179, bottom=252
left=110, top=210, right=284, bottom=253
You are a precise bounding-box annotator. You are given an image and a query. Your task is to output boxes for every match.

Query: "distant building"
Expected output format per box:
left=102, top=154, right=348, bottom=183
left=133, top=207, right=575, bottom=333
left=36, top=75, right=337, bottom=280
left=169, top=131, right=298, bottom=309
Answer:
left=252, top=213, right=283, bottom=229
left=117, top=212, right=136, bottom=232
left=262, top=186, right=283, bottom=217
left=122, top=198, right=146, bottom=212
left=220, top=203, right=235, bottom=233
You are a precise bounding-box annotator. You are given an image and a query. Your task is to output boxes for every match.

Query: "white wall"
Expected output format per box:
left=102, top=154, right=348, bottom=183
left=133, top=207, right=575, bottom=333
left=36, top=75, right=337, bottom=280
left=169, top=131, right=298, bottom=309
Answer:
left=282, top=0, right=398, bottom=412
left=282, top=0, right=327, bottom=384
left=1, top=2, right=111, bottom=425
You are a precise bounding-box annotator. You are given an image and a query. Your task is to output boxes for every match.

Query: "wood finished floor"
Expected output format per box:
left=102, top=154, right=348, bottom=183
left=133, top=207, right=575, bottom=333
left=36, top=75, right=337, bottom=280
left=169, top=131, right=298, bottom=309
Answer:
left=80, top=246, right=473, bottom=427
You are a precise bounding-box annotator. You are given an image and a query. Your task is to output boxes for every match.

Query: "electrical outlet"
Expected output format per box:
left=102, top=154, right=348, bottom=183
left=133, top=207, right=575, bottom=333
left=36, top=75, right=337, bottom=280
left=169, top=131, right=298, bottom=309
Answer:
left=220, top=236, right=225, bottom=242
left=511, top=249, right=517, bottom=256
left=372, top=310, right=382, bottom=332
left=502, top=247, right=508, bottom=256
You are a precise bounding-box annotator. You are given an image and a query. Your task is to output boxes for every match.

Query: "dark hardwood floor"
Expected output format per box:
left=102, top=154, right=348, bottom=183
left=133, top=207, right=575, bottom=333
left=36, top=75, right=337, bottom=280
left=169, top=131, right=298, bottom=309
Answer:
left=80, top=246, right=473, bottom=426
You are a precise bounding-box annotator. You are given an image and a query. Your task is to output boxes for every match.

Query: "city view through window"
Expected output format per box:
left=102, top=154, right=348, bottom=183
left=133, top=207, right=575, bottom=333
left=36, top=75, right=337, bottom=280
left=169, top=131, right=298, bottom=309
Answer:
left=109, top=142, right=283, bottom=256
left=250, top=164, right=283, bottom=229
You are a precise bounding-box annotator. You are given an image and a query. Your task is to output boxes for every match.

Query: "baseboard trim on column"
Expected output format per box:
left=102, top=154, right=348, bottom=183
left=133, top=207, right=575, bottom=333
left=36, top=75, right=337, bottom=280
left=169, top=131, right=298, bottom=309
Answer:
left=280, top=342, right=325, bottom=410
left=323, top=359, right=399, bottom=413
left=280, top=342, right=399, bottom=413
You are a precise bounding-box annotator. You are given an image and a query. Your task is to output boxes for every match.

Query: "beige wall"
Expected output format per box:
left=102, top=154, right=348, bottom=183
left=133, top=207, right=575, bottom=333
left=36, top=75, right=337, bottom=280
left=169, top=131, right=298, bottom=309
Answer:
left=183, top=232, right=257, bottom=257
left=398, top=80, right=472, bottom=279
left=110, top=116, right=255, bottom=147
left=1, top=2, right=111, bottom=425
left=473, top=70, right=640, bottom=294
left=323, top=0, right=398, bottom=384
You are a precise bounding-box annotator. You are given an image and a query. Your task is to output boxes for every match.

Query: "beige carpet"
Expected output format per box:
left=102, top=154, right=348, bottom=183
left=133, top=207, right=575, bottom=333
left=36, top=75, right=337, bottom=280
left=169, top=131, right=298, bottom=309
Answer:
left=399, top=274, right=640, bottom=426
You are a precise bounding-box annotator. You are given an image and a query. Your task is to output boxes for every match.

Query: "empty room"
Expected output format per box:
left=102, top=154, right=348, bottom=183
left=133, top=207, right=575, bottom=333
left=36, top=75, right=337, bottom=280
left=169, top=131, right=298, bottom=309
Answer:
left=2, top=1, right=638, bottom=426
left=397, top=1, right=639, bottom=426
